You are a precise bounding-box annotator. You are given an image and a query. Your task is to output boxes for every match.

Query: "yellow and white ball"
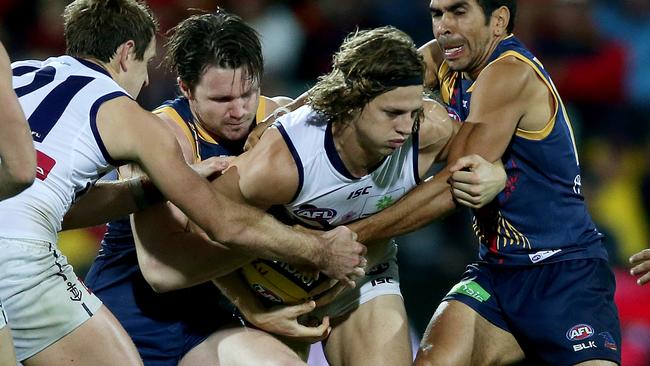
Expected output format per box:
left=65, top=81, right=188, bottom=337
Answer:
left=241, top=259, right=337, bottom=305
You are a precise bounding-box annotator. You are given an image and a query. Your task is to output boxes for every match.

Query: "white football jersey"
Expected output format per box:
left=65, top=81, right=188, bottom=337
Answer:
left=0, top=56, right=130, bottom=242
left=276, top=105, right=420, bottom=229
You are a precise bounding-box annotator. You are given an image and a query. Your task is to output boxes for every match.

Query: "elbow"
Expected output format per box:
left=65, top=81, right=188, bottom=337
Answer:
left=139, top=259, right=180, bottom=294
left=5, top=168, right=35, bottom=197
left=206, top=217, right=248, bottom=249
left=15, top=169, right=36, bottom=188
left=142, top=270, right=176, bottom=294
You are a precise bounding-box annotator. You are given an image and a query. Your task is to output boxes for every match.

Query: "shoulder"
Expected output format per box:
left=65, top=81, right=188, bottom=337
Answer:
left=233, top=127, right=299, bottom=206
left=477, top=56, right=539, bottom=93
left=154, top=110, right=195, bottom=163
left=258, top=95, right=294, bottom=120
left=419, top=98, right=459, bottom=162
left=419, top=40, right=444, bottom=89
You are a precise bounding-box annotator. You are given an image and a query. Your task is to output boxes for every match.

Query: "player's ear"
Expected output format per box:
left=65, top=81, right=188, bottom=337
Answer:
left=491, top=6, right=510, bottom=37
left=178, top=77, right=192, bottom=99
left=117, top=40, right=136, bottom=72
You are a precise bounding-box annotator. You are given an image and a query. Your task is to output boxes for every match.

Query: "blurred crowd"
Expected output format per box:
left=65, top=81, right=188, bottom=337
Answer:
left=1, top=0, right=649, bottom=364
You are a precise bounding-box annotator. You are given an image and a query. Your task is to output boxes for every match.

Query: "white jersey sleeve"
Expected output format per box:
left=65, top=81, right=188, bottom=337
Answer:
left=0, top=56, right=130, bottom=242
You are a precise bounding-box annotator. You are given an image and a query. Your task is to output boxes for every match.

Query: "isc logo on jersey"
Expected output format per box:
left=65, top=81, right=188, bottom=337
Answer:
left=566, top=324, right=594, bottom=341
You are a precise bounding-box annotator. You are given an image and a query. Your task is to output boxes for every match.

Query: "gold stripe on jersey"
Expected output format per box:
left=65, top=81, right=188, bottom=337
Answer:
left=437, top=62, right=457, bottom=106
left=473, top=212, right=531, bottom=251
left=194, top=121, right=217, bottom=144
left=153, top=106, right=199, bottom=161
left=256, top=96, right=267, bottom=122
left=498, top=213, right=531, bottom=250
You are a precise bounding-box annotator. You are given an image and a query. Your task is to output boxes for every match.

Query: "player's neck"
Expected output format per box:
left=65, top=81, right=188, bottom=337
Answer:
left=82, top=58, right=113, bottom=77
left=331, top=123, right=384, bottom=178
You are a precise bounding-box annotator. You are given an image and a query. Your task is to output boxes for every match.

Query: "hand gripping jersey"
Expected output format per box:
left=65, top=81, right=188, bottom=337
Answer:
left=0, top=56, right=129, bottom=243
left=438, top=36, right=606, bottom=265
left=275, top=105, right=420, bottom=230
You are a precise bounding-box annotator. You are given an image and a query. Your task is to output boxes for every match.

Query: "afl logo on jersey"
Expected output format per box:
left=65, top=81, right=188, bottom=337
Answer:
left=566, top=324, right=594, bottom=341
left=293, top=205, right=337, bottom=220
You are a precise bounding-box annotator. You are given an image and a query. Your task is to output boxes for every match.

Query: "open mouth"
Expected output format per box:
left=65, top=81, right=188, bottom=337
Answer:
left=443, top=45, right=464, bottom=59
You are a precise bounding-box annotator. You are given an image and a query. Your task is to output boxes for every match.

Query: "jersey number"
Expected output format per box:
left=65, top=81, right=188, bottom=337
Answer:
left=14, top=66, right=93, bottom=142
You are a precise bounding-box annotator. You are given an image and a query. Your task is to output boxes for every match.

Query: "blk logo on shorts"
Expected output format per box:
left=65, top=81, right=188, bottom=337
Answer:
left=566, top=324, right=594, bottom=341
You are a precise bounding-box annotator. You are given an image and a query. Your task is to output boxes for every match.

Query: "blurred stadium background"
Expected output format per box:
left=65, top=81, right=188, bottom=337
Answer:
left=2, top=0, right=649, bottom=364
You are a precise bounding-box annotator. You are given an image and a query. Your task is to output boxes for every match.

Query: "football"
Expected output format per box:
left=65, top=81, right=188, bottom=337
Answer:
left=240, top=259, right=338, bottom=305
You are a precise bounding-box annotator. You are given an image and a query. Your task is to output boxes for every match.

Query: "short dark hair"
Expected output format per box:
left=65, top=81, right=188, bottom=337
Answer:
left=64, top=0, right=158, bottom=62
left=308, top=26, right=424, bottom=124
left=164, top=9, right=264, bottom=92
left=477, top=0, right=517, bottom=33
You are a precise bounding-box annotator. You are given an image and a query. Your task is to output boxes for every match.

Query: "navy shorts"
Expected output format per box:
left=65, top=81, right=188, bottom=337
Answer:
left=85, top=246, right=238, bottom=366
left=444, top=258, right=621, bottom=365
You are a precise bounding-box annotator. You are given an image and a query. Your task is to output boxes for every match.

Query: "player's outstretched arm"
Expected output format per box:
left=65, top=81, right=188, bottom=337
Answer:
left=0, top=42, right=35, bottom=200
left=98, top=97, right=365, bottom=283
left=61, top=157, right=228, bottom=230
left=132, top=200, right=252, bottom=293
left=630, top=249, right=650, bottom=286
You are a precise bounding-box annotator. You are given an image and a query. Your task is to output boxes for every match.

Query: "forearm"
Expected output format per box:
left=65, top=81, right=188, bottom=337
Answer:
left=62, top=177, right=160, bottom=230
left=133, top=205, right=254, bottom=292
left=0, top=167, right=33, bottom=200
left=0, top=121, right=36, bottom=200
left=348, top=171, right=456, bottom=243
left=218, top=205, right=323, bottom=269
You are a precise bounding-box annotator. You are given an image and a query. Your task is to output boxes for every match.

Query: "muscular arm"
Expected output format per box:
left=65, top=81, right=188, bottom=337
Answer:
left=0, top=42, right=36, bottom=200
left=62, top=175, right=142, bottom=230
left=133, top=199, right=251, bottom=292
left=448, top=59, right=541, bottom=162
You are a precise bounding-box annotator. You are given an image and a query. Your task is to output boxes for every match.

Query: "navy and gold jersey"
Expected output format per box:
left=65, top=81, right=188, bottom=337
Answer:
left=438, top=36, right=606, bottom=265
left=101, top=96, right=263, bottom=251
left=153, top=96, right=266, bottom=161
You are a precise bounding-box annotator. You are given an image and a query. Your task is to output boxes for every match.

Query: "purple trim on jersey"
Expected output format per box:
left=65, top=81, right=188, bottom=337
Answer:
left=324, top=121, right=358, bottom=180
left=89, top=91, right=130, bottom=166
left=274, top=122, right=304, bottom=202
left=12, top=65, right=38, bottom=77
left=324, top=120, right=393, bottom=180
left=76, top=58, right=112, bottom=78
left=412, top=130, right=420, bottom=184
left=14, top=66, right=56, bottom=98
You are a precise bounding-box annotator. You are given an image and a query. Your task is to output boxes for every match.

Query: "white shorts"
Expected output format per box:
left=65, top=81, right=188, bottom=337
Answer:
left=0, top=236, right=102, bottom=361
left=311, top=241, right=402, bottom=320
